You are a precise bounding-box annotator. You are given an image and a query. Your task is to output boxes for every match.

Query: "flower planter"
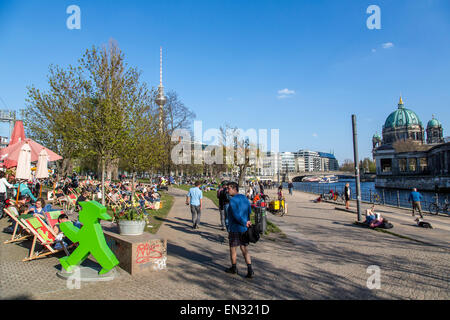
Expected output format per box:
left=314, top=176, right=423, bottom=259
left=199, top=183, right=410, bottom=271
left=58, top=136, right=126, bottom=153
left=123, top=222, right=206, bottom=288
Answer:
left=118, top=220, right=146, bottom=236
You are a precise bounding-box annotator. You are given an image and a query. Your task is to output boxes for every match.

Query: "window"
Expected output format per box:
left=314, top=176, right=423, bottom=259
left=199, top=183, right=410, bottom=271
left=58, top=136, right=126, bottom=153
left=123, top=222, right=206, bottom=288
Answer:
left=408, top=158, right=417, bottom=172
left=398, top=158, right=407, bottom=172
left=419, top=158, right=427, bottom=172
left=381, top=159, right=392, bottom=173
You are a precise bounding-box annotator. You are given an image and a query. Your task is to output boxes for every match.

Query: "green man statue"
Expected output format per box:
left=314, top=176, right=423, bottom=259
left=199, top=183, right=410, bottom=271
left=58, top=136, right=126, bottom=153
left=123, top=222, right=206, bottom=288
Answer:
left=59, top=201, right=119, bottom=275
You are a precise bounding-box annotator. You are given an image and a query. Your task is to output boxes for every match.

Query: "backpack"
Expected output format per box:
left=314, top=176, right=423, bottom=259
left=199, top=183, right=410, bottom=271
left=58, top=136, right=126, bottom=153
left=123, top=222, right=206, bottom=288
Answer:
left=382, top=220, right=393, bottom=229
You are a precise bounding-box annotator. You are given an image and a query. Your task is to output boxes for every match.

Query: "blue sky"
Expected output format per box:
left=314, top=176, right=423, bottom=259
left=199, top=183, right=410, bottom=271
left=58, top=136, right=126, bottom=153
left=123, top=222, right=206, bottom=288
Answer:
left=0, top=0, right=449, bottom=163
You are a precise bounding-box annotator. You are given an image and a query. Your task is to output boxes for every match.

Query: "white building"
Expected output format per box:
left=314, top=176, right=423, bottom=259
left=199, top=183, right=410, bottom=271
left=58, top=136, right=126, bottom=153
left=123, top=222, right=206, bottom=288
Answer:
left=297, top=150, right=320, bottom=172
left=295, top=156, right=306, bottom=172
left=280, top=152, right=296, bottom=173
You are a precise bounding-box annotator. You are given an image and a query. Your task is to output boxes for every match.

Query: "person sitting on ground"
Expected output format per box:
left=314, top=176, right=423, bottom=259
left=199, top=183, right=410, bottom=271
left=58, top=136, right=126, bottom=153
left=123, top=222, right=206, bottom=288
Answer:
left=333, top=191, right=339, bottom=201
left=367, top=206, right=384, bottom=228
left=364, top=205, right=377, bottom=225
left=313, top=194, right=322, bottom=203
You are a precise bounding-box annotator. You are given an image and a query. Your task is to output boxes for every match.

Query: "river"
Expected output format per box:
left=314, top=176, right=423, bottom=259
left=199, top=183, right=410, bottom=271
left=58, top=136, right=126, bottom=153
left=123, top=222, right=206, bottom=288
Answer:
left=283, top=180, right=448, bottom=212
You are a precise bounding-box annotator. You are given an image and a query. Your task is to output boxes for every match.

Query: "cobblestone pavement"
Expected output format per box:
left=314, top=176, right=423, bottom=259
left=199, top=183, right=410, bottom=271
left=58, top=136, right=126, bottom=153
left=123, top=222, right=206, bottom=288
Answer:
left=0, top=187, right=448, bottom=300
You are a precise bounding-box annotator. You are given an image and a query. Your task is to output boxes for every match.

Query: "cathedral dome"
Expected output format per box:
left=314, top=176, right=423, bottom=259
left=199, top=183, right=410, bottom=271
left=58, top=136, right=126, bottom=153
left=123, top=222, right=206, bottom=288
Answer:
left=383, top=97, right=422, bottom=129
left=427, top=115, right=441, bottom=128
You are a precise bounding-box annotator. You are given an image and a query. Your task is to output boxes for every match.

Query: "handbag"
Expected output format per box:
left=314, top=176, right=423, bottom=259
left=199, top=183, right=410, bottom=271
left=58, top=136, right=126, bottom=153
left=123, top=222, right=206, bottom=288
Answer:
left=245, top=224, right=261, bottom=244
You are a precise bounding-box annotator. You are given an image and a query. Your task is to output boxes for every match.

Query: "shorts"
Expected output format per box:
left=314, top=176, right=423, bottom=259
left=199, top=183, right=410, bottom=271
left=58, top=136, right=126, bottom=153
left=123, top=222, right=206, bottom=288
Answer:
left=228, top=232, right=249, bottom=247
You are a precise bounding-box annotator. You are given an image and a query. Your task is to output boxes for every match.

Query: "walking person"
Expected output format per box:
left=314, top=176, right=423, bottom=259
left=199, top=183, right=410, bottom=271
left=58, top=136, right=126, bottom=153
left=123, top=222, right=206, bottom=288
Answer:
left=186, top=181, right=203, bottom=229
left=217, top=181, right=229, bottom=231
left=288, top=181, right=294, bottom=196
left=344, top=183, right=351, bottom=210
left=225, top=182, right=254, bottom=278
left=0, top=171, right=13, bottom=219
left=408, top=188, right=424, bottom=219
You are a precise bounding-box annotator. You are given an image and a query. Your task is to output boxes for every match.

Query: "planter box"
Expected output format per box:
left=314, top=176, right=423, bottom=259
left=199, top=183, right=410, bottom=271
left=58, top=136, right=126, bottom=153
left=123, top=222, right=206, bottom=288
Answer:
left=104, top=230, right=167, bottom=275
left=118, top=220, right=145, bottom=236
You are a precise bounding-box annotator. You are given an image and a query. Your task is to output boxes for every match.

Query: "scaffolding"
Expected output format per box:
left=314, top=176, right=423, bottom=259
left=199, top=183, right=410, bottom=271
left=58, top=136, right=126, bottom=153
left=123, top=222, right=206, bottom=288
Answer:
left=0, top=110, right=16, bottom=146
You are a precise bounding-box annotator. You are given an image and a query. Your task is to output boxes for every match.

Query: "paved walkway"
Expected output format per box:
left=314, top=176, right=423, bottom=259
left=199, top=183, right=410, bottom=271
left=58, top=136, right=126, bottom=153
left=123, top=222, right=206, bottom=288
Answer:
left=0, top=187, right=448, bottom=300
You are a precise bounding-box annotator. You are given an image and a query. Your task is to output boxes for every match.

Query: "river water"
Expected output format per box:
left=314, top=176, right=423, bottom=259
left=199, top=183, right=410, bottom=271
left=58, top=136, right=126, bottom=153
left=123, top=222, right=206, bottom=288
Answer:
left=284, top=180, right=448, bottom=211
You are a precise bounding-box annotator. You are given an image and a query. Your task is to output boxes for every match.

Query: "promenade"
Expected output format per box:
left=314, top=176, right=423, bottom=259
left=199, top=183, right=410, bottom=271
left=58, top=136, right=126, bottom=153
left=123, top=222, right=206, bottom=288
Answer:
left=0, top=187, right=448, bottom=300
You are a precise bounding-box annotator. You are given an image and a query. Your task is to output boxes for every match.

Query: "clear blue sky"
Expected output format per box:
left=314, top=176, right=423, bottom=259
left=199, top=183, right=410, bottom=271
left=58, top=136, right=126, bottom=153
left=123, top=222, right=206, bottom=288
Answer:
left=1, top=0, right=449, bottom=164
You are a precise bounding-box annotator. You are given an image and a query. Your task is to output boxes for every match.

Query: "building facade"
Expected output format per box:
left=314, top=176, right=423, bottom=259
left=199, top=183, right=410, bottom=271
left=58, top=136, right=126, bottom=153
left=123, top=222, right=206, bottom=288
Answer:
left=372, top=97, right=449, bottom=191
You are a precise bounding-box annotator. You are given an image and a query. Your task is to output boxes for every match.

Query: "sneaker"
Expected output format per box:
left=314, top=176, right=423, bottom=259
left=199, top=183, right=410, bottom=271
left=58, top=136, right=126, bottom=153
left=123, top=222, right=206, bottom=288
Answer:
left=245, top=271, right=254, bottom=279
left=225, top=267, right=237, bottom=274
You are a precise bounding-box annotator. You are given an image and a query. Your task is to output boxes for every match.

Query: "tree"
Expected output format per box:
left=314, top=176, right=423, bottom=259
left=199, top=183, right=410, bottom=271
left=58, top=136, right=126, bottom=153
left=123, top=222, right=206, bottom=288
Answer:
left=340, top=159, right=354, bottom=172
left=76, top=41, right=154, bottom=205
left=23, top=64, right=86, bottom=179
left=120, top=85, right=162, bottom=200
left=220, top=126, right=260, bottom=188
left=159, top=90, right=195, bottom=178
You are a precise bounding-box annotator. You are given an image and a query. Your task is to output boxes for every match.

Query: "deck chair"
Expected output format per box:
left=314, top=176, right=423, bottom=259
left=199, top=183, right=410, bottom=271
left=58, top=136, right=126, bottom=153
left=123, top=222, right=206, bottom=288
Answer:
left=44, top=210, right=64, bottom=230
left=3, top=207, right=33, bottom=244
left=21, top=215, right=70, bottom=261
left=66, top=193, right=78, bottom=209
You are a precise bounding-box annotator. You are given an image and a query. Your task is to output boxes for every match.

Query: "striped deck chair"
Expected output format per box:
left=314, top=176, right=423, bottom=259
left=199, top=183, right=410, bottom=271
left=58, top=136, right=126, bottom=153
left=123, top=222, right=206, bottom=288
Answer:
left=22, top=215, right=69, bottom=261
left=3, top=207, right=33, bottom=244
left=66, top=193, right=78, bottom=210
left=44, top=210, right=64, bottom=230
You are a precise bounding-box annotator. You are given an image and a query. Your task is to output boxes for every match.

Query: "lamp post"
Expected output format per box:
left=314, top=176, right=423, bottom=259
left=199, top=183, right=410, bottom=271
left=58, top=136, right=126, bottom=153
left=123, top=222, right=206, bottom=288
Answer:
left=352, top=114, right=362, bottom=222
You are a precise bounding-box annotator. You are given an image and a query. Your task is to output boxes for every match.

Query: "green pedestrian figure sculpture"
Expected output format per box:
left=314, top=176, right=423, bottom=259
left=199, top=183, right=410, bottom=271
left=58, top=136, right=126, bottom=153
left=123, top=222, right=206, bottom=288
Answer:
left=59, top=201, right=119, bottom=275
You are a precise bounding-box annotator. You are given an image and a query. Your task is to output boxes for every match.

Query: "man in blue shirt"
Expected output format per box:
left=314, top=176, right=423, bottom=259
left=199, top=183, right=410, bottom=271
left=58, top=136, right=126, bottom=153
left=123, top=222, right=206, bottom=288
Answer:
left=225, top=182, right=254, bottom=279
left=186, top=181, right=203, bottom=229
left=408, top=188, right=424, bottom=219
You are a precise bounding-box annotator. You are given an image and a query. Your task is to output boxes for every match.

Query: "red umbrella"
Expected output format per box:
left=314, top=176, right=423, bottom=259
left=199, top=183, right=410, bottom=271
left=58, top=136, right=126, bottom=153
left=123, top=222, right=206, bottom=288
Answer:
left=0, top=138, right=62, bottom=168
left=9, top=120, right=26, bottom=146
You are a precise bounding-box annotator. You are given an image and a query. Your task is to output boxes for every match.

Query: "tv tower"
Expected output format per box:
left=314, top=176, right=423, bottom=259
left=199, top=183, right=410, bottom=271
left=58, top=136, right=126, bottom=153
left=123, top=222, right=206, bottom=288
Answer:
left=155, top=47, right=166, bottom=133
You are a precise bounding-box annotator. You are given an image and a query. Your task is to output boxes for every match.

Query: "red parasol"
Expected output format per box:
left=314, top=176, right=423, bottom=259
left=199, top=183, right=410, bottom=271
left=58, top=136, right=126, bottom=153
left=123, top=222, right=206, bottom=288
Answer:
left=0, top=138, right=62, bottom=168
left=9, top=120, right=26, bottom=146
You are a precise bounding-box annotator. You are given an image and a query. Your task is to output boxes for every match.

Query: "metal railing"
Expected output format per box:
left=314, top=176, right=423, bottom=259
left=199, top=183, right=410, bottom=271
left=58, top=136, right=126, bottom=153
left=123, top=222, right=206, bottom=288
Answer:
left=290, top=183, right=449, bottom=215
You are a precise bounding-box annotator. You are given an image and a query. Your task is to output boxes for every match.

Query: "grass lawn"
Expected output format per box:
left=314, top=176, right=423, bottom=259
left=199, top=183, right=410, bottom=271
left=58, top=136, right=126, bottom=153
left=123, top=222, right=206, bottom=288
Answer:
left=175, top=184, right=282, bottom=236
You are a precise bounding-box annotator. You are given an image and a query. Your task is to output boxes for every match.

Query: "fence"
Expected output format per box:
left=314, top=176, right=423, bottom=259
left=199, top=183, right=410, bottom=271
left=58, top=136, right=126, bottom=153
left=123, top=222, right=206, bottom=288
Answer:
left=290, top=183, right=449, bottom=215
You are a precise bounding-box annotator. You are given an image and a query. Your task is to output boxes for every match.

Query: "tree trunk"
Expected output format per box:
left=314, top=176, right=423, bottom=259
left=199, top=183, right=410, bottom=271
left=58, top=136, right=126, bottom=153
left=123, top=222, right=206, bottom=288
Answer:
left=101, top=157, right=106, bottom=206
left=131, top=171, right=136, bottom=203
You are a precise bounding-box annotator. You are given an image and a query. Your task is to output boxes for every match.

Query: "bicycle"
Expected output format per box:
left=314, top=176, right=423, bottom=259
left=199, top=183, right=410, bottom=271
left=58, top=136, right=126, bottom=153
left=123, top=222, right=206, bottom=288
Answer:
left=372, top=193, right=382, bottom=205
left=428, top=197, right=449, bottom=215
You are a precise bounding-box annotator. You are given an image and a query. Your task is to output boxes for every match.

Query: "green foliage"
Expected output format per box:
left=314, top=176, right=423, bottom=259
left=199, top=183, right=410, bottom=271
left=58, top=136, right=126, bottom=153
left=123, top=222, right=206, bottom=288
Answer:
left=113, top=205, right=146, bottom=221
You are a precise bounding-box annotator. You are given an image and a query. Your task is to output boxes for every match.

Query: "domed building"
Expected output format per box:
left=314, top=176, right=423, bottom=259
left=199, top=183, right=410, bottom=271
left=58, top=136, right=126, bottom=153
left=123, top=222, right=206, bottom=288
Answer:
left=382, top=97, right=424, bottom=145
left=426, top=115, right=444, bottom=144
left=372, top=97, right=449, bottom=191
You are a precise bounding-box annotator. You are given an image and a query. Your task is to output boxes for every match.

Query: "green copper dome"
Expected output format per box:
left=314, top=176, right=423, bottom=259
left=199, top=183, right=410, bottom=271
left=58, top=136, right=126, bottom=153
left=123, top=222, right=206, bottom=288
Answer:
left=427, top=116, right=441, bottom=128
left=383, top=97, right=422, bottom=129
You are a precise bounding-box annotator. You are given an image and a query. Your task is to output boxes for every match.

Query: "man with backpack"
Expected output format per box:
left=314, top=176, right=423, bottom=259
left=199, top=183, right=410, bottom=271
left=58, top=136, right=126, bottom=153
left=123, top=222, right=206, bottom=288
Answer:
left=225, top=182, right=254, bottom=279
left=217, top=181, right=229, bottom=231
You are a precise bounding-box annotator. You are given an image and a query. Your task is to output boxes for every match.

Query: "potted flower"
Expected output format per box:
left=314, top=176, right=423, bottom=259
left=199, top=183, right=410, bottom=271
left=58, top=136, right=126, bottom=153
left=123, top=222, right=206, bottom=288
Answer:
left=114, top=205, right=148, bottom=236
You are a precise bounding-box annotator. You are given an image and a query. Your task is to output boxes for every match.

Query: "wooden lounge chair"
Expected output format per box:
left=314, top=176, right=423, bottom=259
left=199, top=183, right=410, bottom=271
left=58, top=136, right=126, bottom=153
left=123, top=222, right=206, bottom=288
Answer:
left=3, top=207, right=33, bottom=244
left=44, top=210, right=64, bottom=230
left=21, top=215, right=69, bottom=261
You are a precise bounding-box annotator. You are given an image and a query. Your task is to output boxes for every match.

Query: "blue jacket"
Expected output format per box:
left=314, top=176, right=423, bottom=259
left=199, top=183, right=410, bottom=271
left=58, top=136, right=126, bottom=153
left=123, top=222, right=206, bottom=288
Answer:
left=227, top=194, right=251, bottom=233
left=408, top=191, right=423, bottom=202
